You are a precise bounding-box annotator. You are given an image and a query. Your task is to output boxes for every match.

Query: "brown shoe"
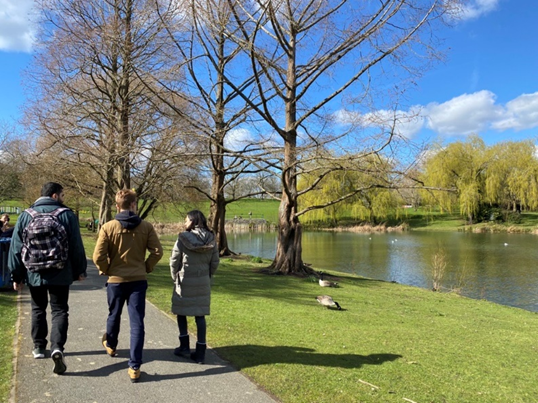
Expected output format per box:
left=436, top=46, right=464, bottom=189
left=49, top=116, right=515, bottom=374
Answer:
left=101, top=333, right=117, bottom=357
left=128, top=367, right=141, bottom=383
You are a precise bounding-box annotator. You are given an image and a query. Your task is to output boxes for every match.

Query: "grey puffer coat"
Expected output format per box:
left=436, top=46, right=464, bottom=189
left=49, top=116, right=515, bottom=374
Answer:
left=170, top=227, right=219, bottom=316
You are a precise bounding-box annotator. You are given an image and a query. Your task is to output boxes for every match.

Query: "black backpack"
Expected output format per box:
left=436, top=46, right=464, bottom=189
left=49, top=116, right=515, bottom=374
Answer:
left=21, top=207, right=70, bottom=272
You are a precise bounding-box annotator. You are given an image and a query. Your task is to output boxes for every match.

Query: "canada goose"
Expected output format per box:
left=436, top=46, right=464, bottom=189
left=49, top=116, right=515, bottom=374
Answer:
left=316, top=295, right=342, bottom=310
left=318, top=271, right=338, bottom=287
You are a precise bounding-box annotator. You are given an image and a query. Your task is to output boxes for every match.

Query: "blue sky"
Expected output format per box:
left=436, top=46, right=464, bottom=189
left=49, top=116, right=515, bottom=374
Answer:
left=1, top=0, right=537, bottom=146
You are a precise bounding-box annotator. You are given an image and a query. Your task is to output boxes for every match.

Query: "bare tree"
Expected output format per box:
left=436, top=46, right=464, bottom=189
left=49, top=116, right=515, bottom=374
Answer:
left=221, top=0, right=460, bottom=274
left=0, top=121, right=23, bottom=202
left=24, top=0, right=193, bottom=225
left=153, top=0, right=277, bottom=255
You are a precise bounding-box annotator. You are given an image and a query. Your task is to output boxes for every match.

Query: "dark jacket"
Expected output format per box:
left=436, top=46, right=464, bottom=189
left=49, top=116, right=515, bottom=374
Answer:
left=170, top=227, right=219, bottom=316
left=8, top=197, right=87, bottom=286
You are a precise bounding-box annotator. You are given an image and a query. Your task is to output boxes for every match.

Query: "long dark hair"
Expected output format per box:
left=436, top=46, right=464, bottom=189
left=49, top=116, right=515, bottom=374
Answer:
left=185, top=210, right=212, bottom=232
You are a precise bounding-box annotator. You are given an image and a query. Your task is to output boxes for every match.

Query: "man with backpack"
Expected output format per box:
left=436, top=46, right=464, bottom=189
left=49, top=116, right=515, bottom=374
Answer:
left=8, top=182, right=87, bottom=375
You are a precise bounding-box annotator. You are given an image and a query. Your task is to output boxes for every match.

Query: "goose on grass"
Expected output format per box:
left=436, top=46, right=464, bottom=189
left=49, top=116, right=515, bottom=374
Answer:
left=316, top=295, right=342, bottom=310
left=318, top=271, right=338, bottom=287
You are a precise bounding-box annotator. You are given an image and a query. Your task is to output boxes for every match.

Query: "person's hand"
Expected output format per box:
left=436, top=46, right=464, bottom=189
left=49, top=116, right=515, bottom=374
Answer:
left=13, top=282, right=23, bottom=292
left=77, top=274, right=86, bottom=281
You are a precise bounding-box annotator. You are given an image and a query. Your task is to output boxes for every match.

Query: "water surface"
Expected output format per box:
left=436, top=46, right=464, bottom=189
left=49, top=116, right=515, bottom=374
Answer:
left=227, top=231, right=538, bottom=312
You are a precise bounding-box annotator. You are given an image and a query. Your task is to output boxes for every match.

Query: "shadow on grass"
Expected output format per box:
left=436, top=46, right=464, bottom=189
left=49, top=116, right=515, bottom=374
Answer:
left=146, top=261, right=394, bottom=310
left=214, top=344, right=402, bottom=370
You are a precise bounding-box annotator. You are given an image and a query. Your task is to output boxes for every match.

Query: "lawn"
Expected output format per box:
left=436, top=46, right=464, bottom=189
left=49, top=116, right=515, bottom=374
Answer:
left=144, top=246, right=538, bottom=403
left=0, top=291, right=17, bottom=403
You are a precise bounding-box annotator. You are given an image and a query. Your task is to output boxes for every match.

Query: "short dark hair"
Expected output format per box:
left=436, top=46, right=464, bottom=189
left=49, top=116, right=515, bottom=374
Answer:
left=185, top=210, right=211, bottom=232
left=41, top=182, right=63, bottom=197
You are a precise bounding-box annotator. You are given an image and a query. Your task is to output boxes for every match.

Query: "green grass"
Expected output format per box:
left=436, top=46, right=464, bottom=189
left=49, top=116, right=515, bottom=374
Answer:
left=4, top=230, right=538, bottom=401
left=125, top=198, right=281, bottom=225
left=0, top=291, right=18, bottom=402
left=1, top=198, right=281, bottom=226
left=144, top=248, right=538, bottom=403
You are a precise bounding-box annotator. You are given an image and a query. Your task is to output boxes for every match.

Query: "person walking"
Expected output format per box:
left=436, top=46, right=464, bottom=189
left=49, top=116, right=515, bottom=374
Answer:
left=0, top=214, right=9, bottom=232
left=93, top=189, right=163, bottom=383
left=0, top=213, right=13, bottom=237
left=170, top=210, right=219, bottom=364
left=8, top=182, right=87, bottom=375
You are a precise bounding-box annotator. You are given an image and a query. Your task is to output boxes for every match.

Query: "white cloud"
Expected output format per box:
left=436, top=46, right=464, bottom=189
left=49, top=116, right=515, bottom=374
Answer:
left=336, top=90, right=538, bottom=139
left=335, top=107, right=425, bottom=138
left=491, top=92, right=538, bottom=131
left=0, top=0, right=37, bottom=52
left=459, top=0, right=500, bottom=21
left=224, top=128, right=254, bottom=151
left=425, top=90, right=503, bottom=136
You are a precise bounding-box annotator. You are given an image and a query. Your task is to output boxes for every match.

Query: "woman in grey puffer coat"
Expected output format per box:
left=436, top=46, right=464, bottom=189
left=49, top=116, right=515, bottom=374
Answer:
left=170, top=210, right=219, bottom=364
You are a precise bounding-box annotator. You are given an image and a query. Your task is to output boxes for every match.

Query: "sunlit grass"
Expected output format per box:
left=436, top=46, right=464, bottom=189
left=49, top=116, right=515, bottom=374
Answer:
left=0, top=291, right=17, bottom=402
left=144, top=249, right=538, bottom=403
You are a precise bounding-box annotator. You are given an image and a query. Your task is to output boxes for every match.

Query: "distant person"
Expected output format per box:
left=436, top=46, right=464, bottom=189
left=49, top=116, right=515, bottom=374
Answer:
left=8, top=182, right=87, bottom=375
left=0, top=214, right=13, bottom=237
left=93, top=189, right=163, bottom=383
left=170, top=210, right=219, bottom=364
left=0, top=214, right=9, bottom=231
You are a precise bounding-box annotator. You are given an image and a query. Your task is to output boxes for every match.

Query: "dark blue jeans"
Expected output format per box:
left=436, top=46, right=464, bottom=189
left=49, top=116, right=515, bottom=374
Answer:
left=29, top=284, right=70, bottom=352
left=105, top=281, right=148, bottom=369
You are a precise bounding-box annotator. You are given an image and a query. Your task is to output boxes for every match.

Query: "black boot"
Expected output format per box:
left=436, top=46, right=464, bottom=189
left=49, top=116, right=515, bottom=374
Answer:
left=173, top=335, right=190, bottom=358
left=190, top=342, right=206, bottom=364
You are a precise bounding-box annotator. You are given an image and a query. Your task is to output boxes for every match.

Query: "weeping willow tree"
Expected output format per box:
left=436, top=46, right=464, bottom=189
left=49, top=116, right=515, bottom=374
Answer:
left=420, top=136, right=489, bottom=223
left=485, top=140, right=538, bottom=212
left=421, top=137, right=538, bottom=223
left=298, top=153, right=401, bottom=226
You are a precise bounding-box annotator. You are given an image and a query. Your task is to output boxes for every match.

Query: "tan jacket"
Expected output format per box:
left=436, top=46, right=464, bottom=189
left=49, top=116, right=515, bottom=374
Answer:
left=93, top=218, right=163, bottom=283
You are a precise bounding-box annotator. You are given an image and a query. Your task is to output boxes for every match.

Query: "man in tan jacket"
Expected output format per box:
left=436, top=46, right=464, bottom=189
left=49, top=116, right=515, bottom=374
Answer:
left=93, top=189, right=163, bottom=383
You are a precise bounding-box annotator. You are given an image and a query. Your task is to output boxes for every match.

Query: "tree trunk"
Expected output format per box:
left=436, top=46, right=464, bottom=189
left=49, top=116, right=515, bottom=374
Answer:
left=209, top=167, right=235, bottom=256
left=269, top=140, right=312, bottom=275
left=269, top=191, right=311, bottom=275
left=268, top=27, right=311, bottom=276
left=117, top=0, right=132, bottom=190
left=98, top=167, right=116, bottom=229
left=208, top=51, right=235, bottom=256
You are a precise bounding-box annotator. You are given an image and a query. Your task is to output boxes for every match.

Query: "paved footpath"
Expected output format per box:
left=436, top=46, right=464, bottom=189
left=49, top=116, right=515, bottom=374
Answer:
left=11, top=260, right=277, bottom=403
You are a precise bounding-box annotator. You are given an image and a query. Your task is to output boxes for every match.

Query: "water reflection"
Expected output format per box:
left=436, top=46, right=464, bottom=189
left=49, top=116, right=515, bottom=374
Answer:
left=227, top=231, right=538, bottom=312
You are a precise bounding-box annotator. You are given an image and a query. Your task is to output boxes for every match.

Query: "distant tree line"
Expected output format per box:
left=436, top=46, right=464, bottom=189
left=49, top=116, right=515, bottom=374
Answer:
left=299, top=136, right=538, bottom=226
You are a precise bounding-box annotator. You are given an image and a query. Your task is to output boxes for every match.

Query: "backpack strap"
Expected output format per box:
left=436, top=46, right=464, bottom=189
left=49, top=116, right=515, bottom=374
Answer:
left=25, top=207, right=69, bottom=218
left=25, top=208, right=38, bottom=218
left=51, top=207, right=70, bottom=217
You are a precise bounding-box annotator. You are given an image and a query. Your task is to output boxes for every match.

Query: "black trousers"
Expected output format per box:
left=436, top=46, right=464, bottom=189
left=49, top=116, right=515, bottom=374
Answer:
left=29, top=284, right=70, bottom=352
left=177, top=315, right=207, bottom=344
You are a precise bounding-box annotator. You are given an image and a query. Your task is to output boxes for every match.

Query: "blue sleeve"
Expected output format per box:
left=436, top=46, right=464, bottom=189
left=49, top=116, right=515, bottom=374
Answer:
left=7, top=213, right=29, bottom=284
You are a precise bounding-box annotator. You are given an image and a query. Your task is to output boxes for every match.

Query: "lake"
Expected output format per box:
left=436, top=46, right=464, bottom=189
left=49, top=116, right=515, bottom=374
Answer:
left=227, top=231, right=538, bottom=312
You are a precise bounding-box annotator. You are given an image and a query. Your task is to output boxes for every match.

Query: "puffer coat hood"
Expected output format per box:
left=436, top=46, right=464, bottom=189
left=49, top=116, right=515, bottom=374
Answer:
left=178, top=227, right=216, bottom=252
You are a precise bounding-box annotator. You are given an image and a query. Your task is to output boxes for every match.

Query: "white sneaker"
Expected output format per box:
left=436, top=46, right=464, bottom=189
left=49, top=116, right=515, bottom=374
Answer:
left=32, top=348, right=45, bottom=359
